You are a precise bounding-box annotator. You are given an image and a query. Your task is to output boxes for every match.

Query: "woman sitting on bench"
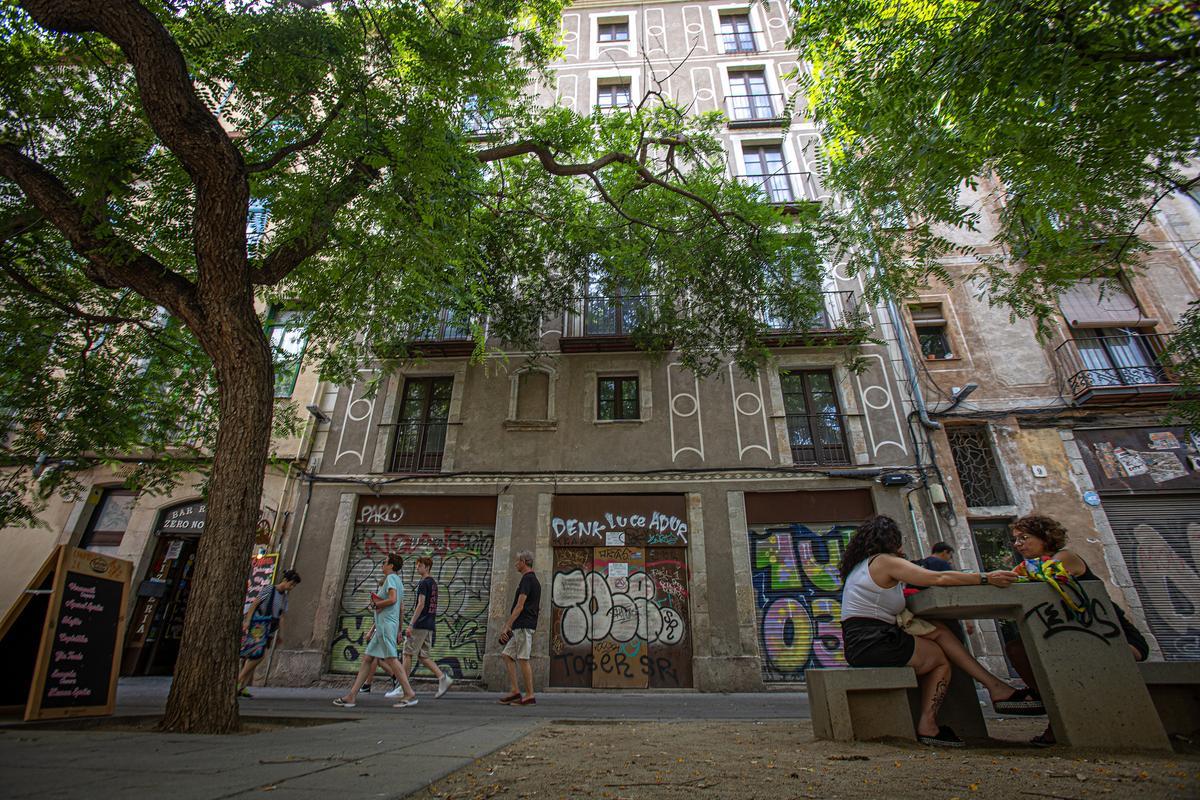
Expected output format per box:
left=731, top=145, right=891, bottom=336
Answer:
left=1005, top=514, right=1149, bottom=746
left=840, top=515, right=1045, bottom=747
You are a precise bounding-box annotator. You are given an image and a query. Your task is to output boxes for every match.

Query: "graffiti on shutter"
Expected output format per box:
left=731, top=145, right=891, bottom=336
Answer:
left=329, top=526, right=493, bottom=678
left=749, top=522, right=856, bottom=681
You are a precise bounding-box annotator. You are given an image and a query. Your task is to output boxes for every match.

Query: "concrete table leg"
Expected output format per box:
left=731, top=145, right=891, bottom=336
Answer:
left=1016, top=581, right=1170, bottom=751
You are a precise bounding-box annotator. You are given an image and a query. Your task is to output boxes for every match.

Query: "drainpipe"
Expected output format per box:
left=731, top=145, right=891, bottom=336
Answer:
left=871, top=251, right=941, bottom=431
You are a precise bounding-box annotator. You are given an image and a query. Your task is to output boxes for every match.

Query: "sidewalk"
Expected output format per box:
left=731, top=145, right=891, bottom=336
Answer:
left=0, top=678, right=810, bottom=800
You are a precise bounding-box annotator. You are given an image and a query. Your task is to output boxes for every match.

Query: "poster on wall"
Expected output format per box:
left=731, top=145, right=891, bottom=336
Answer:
left=1076, top=427, right=1200, bottom=492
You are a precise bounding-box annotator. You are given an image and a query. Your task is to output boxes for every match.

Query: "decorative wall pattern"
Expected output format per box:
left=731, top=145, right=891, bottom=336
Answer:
left=667, top=362, right=705, bottom=462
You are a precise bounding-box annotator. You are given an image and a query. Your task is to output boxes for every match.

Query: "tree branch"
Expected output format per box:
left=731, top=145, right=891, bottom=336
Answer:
left=0, top=255, right=143, bottom=325
left=254, top=159, right=381, bottom=286
left=0, top=143, right=200, bottom=321
left=246, top=101, right=345, bottom=174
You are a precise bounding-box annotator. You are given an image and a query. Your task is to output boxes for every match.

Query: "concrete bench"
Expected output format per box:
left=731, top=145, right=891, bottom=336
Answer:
left=809, top=668, right=917, bottom=742
left=1139, top=661, right=1200, bottom=737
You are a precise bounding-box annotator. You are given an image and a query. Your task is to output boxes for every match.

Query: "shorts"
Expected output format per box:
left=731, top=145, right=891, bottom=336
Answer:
left=842, top=617, right=916, bottom=668
left=404, top=627, right=434, bottom=659
left=502, top=628, right=534, bottom=660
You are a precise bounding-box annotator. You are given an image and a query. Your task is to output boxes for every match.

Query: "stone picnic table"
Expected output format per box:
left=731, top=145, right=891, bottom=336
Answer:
left=907, top=581, right=1171, bottom=751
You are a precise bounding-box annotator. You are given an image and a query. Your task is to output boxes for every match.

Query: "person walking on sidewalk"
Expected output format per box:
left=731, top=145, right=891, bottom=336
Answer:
left=334, top=553, right=417, bottom=708
left=237, top=569, right=301, bottom=698
left=399, top=556, right=454, bottom=699
left=498, top=550, right=540, bottom=706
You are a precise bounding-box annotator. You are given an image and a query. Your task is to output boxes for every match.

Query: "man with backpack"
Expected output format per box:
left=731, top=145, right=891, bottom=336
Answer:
left=394, top=556, right=454, bottom=699
left=237, top=569, right=301, bottom=698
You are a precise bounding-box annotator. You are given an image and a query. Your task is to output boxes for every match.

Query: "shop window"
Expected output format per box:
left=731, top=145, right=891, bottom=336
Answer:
left=910, top=303, right=954, bottom=360
left=598, top=376, right=639, bottom=420
left=780, top=370, right=850, bottom=465
left=391, top=376, right=453, bottom=472
left=946, top=425, right=1010, bottom=507
left=516, top=370, right=551, bottom=420
left=80, top=488, right=136, bottom=553
left=266, top=307, right=307, bottom=398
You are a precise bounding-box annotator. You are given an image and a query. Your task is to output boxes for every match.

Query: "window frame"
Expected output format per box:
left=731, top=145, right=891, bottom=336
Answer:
left=391, top=376, right=454, bottom=473
left=265, top=306, right=308, bottom=399
left=597, top=20, right=630, bottom=42
left=945, top=424, right=1012, bottom=508
left=779, top=369, right=850, bottom=465
left=739, top=142, right=795, bottom=203
left=595, top=78, right=633, bottom=110
left=909, top=303, right=954, bottom=360
left=717, top=11, right=758, bottom=53
left=597, top=375, right=640, bottom=421
left=80, top=488, right=137, bottom=551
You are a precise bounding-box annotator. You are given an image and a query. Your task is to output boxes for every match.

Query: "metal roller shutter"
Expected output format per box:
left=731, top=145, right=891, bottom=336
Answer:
left=1101, top=495, right=1200, bottom=661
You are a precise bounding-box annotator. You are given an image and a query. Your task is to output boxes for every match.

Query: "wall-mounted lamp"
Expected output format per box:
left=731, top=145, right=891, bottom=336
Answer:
left=305, top=404, right=330, bottom=423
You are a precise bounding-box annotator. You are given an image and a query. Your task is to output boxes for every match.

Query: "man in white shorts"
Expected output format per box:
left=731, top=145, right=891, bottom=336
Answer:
left=498, top=550, right=540, bottom=706
left=394, top=556, right=453, bottom=699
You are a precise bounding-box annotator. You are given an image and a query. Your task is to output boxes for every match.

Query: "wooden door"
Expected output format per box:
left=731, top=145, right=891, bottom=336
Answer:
left=590, top=546, right=648, bottom=689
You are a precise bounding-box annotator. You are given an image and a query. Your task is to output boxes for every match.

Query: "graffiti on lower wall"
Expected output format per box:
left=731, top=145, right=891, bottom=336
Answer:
left=329, top=527, right=493, bottom=678
left=1128, top=520, right=1200, bottom=660
left=749, top=523, right=856, bottom=681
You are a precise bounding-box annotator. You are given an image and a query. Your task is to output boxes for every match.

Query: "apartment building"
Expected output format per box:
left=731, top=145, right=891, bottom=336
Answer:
left=265, top=0, right=943, bottom=692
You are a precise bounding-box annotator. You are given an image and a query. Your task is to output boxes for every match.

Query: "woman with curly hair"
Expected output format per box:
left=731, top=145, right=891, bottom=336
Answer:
left=840, top=515, right=1044, bottom=747
left=1006, top=514, right=1149, bottom=745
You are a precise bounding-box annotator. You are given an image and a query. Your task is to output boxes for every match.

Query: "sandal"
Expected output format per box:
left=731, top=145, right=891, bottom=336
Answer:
left=993, top=687, right=1045, bottom=716
left=332, top=697, right=356, bottom=708
left=918, top=725, right=965, bottom=748
left=1030, top=726, right=1056, bottom=748
left=498, top=692, right=521, bottom=705
left=515, top=696, right=537, bottom=705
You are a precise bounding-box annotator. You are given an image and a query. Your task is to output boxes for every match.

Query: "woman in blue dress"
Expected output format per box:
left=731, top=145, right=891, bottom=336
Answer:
left=334, top=553, right=417, bottom=707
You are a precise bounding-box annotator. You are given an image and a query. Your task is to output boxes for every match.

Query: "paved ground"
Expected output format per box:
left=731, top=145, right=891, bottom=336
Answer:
left=0, top=678, right=810, bottom=800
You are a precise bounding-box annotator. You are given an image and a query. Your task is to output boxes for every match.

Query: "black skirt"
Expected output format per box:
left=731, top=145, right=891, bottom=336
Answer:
left=843, top=617, right=916, bottom=668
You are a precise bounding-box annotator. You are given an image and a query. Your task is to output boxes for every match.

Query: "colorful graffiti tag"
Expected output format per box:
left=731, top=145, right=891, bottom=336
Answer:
left=748, top=523, right=856, bottom=682
left=329, top=527, right=493, bottom=678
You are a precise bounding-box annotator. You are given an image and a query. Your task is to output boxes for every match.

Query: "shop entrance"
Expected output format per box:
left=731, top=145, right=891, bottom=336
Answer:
left=550, top=494, right=692, bottom=689
left=122, top=500, right=206, bottom=676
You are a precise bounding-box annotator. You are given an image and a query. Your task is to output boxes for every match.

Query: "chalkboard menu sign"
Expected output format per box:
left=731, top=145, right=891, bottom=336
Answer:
left=0, top=546, right=132, bottom=721
left=243, top=552, right=279, bottom=611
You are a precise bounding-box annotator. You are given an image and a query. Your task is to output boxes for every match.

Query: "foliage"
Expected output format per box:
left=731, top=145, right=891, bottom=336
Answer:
left=790, top=0, right=1200, bottom=331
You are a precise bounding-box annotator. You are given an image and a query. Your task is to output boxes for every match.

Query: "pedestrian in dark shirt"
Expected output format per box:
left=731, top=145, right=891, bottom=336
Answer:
left=400, top=556, right=454, bottom=699
left=909, top=543, right=974, bottom=637
left=498, top=549, right=540, bottom=706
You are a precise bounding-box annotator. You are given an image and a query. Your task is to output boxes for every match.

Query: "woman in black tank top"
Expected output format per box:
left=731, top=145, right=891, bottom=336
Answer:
left=1006, top=514, right=1150, bottom=745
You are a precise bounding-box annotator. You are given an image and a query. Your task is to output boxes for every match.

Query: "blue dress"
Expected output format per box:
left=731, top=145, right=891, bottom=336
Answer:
left=365, top=572, right=404, bottom=659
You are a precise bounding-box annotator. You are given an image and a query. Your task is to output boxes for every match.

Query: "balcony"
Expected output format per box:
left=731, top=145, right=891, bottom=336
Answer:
left=400, top=311, right=475, bottom=358
left=559, top=294, right=652, bottom=353
left=736, top=171, right=822, bottom=208
left=760, top=290, right=862, bottom=344
left=786, top=413, right=853, bottom=466
left=724, top=93, right=787, bottom=127
left=1054, top=332, right=1184, bottom=404
left=390, top=420, right=447, bottom=473
left=719, top=30, right=762, bottom=54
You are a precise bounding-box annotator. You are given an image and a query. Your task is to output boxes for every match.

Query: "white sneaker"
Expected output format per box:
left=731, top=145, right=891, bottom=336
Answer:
left=393, top=697, right=418, bottom=708
left=384, top=685, right=406, bottom=698
left=436, top=674, right=453, bottom=699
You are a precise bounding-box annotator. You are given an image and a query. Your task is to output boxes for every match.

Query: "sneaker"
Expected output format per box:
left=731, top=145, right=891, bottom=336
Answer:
left=332, top=697, right=356, bottom=708
left=384, top=684, right=406, bottom=698
left=436, top=674, right=453, bottom=699
left=359, top=682, right=372, bottom=694
left=393, top=697, right=418, bottom=708
left=918, top=725, right=964, bottom=748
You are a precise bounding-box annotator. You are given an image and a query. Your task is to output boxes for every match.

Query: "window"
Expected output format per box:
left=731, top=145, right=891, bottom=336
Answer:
left=391, top=377, right=453, bottom=472
left=727, top=69, right=776, bottom=121
left=946, top=425, right=1010, bottom=507
left=516, top=370, right=550, bottom=420
left=742, top=144, right=794, bottom=203
left=598, top=376, right=639, bottom=420
left=266, top=308, right=306, bottom=398
left=80, top=489, right=136, bottom=553
left=780, top=370, right=850, bottom=465
left=597, top=20, right=630, bottom=42
left=909, top=303, right=954, bottom=360
left=1072, top=327, right=1166, bottom=387
left=584, top=276, right=646, bottom=336
left=596, top=79, right=632, bottom=110
left=969, top=520, right=1018, bottom=572
left=719, top=13, right=757, bottom=53
left=247, top=200, right=269, bottom=253
left=463, top=95, right=493, bottom=135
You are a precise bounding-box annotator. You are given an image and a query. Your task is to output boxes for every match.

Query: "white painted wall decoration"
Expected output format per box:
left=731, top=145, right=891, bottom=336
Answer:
left=557, top=74, right=579, bottom=112
left=667, top=362, right=705, bottom=462
left=644, top=8, right=668, bottom=57
left=766, top=0, right=790, bottom=48
left=561, top=13, right=581, bottom=61
left=728, top=362, right=773, bottom=460
left=334, top=371, right=380, bottom=466
left=681, top=6, right=709, bottom=54
left=853, top=353, right=908, bottom=458
left=689, top=66, right=717, bottom=113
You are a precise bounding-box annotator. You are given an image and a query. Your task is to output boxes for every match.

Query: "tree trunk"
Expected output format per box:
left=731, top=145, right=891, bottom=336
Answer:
left=159, top=306, right=274, bottom=734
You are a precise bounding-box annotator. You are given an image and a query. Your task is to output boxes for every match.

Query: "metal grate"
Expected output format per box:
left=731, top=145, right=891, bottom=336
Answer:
left=946, top=425, right=1010, bottom=507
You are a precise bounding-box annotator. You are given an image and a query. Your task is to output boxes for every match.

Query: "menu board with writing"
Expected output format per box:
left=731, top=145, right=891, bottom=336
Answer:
left=243, top=552, right=279, bottom=611
left=7, top=547, right=133, bottom=721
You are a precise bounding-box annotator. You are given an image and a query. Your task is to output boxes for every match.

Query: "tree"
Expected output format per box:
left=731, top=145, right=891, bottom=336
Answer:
left=789, top=0, right=1200, bottom=381
left=0, top=0, right=839, bottom=732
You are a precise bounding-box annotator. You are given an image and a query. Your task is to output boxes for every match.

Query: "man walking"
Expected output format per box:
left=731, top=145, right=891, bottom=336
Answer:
left=498, top=550, right=540, bottom=706
left=394, top=556, right=454, bottom=699
left=237, top=569, right=301, bottom=697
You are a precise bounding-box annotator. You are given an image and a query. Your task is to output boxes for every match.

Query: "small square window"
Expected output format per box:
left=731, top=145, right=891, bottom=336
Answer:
left=910, top=304, right=954, bottom=360
left=597, top=20, right=630, bottom=42
left=596, top=80, right=632, bottom=109
left=598, top=376, right=639, bottom=420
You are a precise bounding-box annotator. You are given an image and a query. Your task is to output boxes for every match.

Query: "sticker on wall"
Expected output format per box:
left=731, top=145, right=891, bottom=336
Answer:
left=164, top=540, right=184, bottom=561
left=1092, top=441, right=1121, bottom=480
left=1140, top=451, right=1188, bottom=483
left=1082, top=491, right=1102, bottom=507
left=605, top=531, right=626, bottom=547
left=1148, top=431, right=1180, bottom=450
left=1113, top=447, right=1148, bottom=477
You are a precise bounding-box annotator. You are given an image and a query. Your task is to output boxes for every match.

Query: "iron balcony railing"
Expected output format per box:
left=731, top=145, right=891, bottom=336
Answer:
left=390, top=419, right=448, bottom=473
left=760, top=290, right=858, bottom=332
left=719, top=30, right=763, bottom=53
left=407, top=310, right=472, bottom=342
left=579, top=294, right=652, bottom=337
left=724, top=93, right=786, bottom=124
left=736, top=170, right=821, bottom=205
left=1054, top=332, right=1178, bottom=398
left=786, top=413, right=852, bottom=465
